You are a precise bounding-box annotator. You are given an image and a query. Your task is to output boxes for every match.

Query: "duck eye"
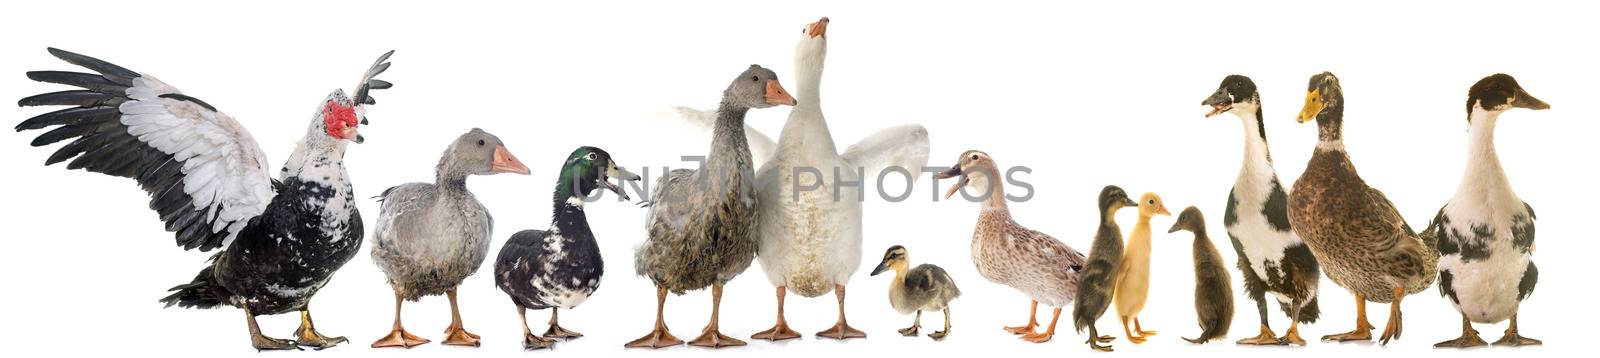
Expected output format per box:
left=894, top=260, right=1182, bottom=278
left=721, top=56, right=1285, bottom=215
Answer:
left=477, top=139, right=486, bottom=146
left=586, top=152, right=597, bottom=161
left=970, top=154, right=979, bottom=161
left=751, top=76, right=759, bottom=82
left=1147, top=199, right=1155, bottom=205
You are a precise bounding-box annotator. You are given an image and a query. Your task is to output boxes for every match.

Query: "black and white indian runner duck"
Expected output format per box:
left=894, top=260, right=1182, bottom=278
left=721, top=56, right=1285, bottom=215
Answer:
left=1289, top=72, right=1439, bottom=345
left=14, top=48, right=392, bottom=350
left=369, top=128, right=531, bottom=348
left=1200, top=75, right=1321, bottom=346
left=494, top=146, right=640, bottom=350
left=1427, top=74, right=1548, bottom=348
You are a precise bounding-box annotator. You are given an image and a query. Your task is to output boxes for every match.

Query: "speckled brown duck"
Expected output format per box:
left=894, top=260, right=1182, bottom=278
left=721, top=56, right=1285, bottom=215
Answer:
left=935, top=150, right=1087, bottom=343
left=627, top=65, right=795, bottom=349
left=1288, top=72, right=1439, bottom=345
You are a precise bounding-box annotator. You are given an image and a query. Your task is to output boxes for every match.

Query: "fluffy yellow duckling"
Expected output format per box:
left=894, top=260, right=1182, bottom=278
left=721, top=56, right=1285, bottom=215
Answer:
left=1113, top=192, right=1170, bottom=344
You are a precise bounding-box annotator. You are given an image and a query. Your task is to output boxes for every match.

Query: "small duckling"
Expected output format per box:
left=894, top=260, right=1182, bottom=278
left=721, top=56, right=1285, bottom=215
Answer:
left=870, top=245, right=961, bottom=340
left=1168, top=206, right=1234, bottom=344
left=1114, top=192, right=1171, bottom=344
left=1074, top=185, right=1140, bottom=352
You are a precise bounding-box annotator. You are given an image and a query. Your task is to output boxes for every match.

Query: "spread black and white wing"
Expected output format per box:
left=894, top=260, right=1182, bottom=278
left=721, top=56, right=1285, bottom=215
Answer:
left=16, top=48, right=275, bottom=252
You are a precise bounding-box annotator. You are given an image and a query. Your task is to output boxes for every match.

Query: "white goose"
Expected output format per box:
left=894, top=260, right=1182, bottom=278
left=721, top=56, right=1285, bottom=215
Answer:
left=664, top=17, right=930, bottom=341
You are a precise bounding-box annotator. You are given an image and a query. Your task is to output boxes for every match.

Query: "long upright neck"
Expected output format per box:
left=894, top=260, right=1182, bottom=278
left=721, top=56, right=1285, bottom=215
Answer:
left=1236, top=109, right=1276, bottom=178
left=707, top=96, right=753, bottom=173
left=795, top=52, right=823, bottom=109
left=783, top=44, right=838, bottom=153
left=1457, top=108, right=1513, bottom=198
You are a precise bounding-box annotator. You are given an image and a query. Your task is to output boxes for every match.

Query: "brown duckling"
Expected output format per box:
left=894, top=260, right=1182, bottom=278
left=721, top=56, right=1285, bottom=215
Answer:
left=1168, top=206, right=1233, bottom=344
left=871, top=245, right=961, bottom=340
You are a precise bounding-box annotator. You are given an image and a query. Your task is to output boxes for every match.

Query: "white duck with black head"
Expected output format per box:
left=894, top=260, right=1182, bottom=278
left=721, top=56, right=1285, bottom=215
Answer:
left=494, top=146, right=640, bottom=350
left=751, top=17, right=932, bottom=342
left=1201, top=75, right=1321, bottom=346
left=1426, top=73, right=1548, bottom=348
left=369, top=128, right=530, bottom=348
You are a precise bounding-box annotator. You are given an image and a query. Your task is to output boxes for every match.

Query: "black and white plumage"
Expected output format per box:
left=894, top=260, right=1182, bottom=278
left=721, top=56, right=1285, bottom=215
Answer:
left=1201, top=75, right=1320, bottom=346
left=16, top=48, right=392, bottom=350
left=495, top=146, right=639, bottom=350
left=1427, top=74, right=1547, bottom=348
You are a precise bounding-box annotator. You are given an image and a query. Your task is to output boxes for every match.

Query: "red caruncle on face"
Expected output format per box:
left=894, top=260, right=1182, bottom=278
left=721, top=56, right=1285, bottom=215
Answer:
left=323, top=100, right=359, bottom=141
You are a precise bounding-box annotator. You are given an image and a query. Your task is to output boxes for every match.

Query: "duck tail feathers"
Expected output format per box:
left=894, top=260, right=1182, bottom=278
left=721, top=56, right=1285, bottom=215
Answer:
left=159, top=265, right=227, bottom=309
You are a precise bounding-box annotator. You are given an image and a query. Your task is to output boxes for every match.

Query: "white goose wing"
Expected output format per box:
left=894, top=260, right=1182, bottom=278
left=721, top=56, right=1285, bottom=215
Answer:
left=657, top=106, right=778, bottom=169
left=17, top=48, right=274, bottom=252
left=841, top=124, right=931, bottom=189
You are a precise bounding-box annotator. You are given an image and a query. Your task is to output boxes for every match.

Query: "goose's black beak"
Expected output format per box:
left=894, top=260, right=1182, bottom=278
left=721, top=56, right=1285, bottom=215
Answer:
left=1167, top=222, right=1183, bottom=233
left=1123, top=197, right=1139, bottom=208
left=1513, top=88, right=1550, bottom=110
left=871, top=260, right=890, bottom=276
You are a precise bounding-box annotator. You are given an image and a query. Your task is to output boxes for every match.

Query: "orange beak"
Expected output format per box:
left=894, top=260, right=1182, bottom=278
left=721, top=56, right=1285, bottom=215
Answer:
left=491, top=145, right=530, bottom=175
left=765, top=79, right=796, bottom=106
left=808, top=17, right=829, bottom=38
left=1157, top=206, right=1172, bottom=216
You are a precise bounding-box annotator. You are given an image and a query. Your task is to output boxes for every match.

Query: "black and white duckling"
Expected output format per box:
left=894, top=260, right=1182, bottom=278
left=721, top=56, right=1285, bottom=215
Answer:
left=1427, top=74, right=1548, bottom=348
left=1167, top=207, right=1234, bottom=344
left=870, top=245, right=961, bottom=340
left=1289, top=72, right=1439, bottom=345
left=369, top=128, right=530, bottom=348
left=495, top=146, right=641, bottom=350
left=1073, top=185, right=1139, bottom=352
left=1201, top=75, right=1321, bottom=345
left=627, top=65, right=795, bottom=349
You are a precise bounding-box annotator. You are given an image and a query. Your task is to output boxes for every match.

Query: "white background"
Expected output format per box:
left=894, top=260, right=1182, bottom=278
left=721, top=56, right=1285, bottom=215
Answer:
left=1, top=1, right=1596, bottom=357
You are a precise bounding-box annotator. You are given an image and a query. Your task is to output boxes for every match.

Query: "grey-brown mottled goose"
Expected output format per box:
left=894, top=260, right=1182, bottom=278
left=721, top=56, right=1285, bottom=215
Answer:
left=626, top=65, right=795, bottom=349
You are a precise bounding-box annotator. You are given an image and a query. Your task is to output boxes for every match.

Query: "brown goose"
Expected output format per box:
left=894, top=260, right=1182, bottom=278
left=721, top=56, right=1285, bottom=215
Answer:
left=1288, top=72, right=1439, bottom=345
